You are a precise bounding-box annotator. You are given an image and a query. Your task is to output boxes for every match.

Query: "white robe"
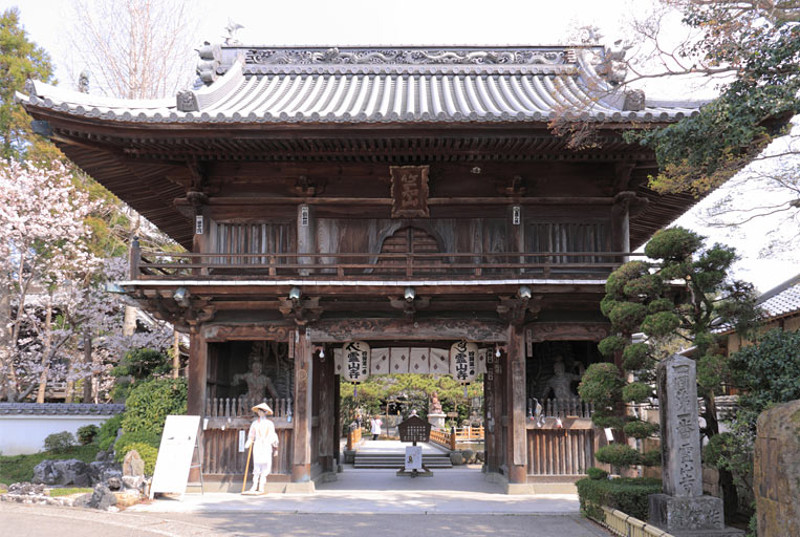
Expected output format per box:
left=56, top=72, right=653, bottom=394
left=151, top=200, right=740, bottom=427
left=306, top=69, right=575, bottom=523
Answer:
left=247, top=416, right=279, bottom=467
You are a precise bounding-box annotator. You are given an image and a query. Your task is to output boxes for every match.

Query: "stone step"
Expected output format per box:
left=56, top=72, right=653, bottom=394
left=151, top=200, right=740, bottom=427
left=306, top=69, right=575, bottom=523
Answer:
left=353, top=453, right=453, bottom=469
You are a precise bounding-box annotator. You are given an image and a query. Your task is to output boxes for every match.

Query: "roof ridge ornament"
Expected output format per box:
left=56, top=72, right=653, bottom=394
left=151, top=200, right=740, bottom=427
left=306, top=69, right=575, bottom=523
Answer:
left=241, top=46, right=572, bottom=66
left=224, top=19, right=244, bottom=46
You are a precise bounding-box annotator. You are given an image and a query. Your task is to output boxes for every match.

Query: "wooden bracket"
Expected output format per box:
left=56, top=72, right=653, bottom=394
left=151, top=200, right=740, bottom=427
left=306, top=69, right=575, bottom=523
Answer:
left=389, top=295, right=430, bottom=321
left=497, top=295, right=542, bottom=326
left=278, top=296, right=323, bottom=327
left=493, top=175, right=527, bottom=196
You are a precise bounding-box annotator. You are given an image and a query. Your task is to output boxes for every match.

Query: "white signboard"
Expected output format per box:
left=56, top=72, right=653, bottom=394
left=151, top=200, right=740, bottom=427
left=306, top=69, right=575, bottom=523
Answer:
left=149, top=415, right=201, bottom=499
left=405, top=445, right=423, bottom=472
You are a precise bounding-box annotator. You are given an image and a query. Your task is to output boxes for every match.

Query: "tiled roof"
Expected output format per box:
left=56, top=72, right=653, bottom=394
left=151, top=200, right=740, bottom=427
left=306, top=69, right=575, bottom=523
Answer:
left=757, top=274, right=800, bottom=320
left=0, top=403, right=125, bottom=416
left=18, top=45, right=700, bottom=126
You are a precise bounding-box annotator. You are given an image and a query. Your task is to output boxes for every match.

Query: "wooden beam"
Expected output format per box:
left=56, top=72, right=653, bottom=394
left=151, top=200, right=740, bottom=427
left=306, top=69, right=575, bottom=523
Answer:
left=202, top=323, right=293, bottom=342
left=307, top=318, right=508, bottom=343
left=186, top=196, right=615, bottom=207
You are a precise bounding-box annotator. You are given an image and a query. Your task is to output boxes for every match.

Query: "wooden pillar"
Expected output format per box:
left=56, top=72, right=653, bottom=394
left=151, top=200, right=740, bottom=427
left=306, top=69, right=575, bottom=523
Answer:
left=506, top=325, right=527, bottom=484
left=187, top=330, right=207, bottom=416
left=292, top=330, right=313, bottom=481
left=297, top=204, right=313, bottom=274
left=484, top=351, right=499, bottom=473
left=611, top=192, right=632, bottom=256
left=333, top=369, right=341, bottom=468
left=318, top=346, right=335, bottom=473
left=193, top=205, right=209, bottom=276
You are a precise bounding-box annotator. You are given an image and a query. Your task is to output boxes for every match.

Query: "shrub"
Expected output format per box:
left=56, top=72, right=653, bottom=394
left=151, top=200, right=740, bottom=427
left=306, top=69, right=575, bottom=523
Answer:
left=97, top=414, right=123, bottom=451
left=114, top=442, right=158, bottom=476
left=598, top=335, right=628, bottom=357
left=621, top=343, right=650, bottom=370
left=578, top=363, right=624, bottom=411
left=640, top=449, right=662, bottom=468
left=641, top=311, right=681, bottom=337
left=115, top=430, right=161, bottom=456
left=43, top=431, right=75, bottom=453
left=122, top=377, right=187, bottom=437
left=623, top=420, right=659, bottom=439
left=595, top=443, right=642, bottom=468
left=622, top=382, right=652, bottom=403
left=76, top=424, right=99, bottom=445
left=586, top=467, right=608, bottom=480
left=591, top=414, right=626, bottom=430
left=577, top=477, right=662, bottom=521
left=608, top=302, right=647, bottom=333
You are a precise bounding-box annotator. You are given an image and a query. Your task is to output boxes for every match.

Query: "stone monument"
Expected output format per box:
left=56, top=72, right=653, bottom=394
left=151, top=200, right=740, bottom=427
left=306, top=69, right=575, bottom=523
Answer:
left=754, top=399, right=800, bottom=537
left=427, top=391, right=446, bottom=429
left=648, top=354, right=743, bottom=537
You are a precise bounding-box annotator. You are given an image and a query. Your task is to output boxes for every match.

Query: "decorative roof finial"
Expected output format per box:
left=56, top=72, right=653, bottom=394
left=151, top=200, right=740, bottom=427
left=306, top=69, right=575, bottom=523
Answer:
left=78, top=70, right=90, bottom=94
left=224, top=19, right=244, bottom=45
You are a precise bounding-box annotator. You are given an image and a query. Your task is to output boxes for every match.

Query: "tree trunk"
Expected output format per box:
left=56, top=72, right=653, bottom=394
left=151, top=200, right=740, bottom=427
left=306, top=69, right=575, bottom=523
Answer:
left=123, top=305, right=137, bottom=336
left=172, top=329, right=180, bottom=378
left=0, top=289, right=12, bottom=401
left=35, top=300, right=53, bottom=403
left=83, top=329, right=92, bottom=403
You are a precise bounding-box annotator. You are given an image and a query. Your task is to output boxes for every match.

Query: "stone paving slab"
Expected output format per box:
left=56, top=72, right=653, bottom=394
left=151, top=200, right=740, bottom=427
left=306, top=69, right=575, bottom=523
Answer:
left=129, top=467, right=581, bottom=515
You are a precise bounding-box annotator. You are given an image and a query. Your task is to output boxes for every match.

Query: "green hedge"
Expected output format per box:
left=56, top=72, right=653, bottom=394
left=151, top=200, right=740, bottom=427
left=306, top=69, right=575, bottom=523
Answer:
left=113, top=442, right=158, bottom=476
left=115, top=430, right=161, bottom=456
left=576, top=477, right=662, bottom=522
left=122, top=377, right=187, bottom=436
left=97, top=414, right=123, bottom=451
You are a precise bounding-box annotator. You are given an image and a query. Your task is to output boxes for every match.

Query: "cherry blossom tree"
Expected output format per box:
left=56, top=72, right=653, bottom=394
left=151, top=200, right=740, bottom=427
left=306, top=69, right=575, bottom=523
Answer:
left=0, top=160, right=98, bottom=401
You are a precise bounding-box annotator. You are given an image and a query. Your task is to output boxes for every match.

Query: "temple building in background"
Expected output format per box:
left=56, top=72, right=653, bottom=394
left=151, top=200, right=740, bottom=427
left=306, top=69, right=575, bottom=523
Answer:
left=19, top=43, right=701, bottom=492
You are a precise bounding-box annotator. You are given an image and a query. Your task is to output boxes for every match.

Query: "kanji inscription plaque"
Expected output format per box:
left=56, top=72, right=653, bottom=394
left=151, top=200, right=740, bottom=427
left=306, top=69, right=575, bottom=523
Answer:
left=390, top=165, right=430, bottom=218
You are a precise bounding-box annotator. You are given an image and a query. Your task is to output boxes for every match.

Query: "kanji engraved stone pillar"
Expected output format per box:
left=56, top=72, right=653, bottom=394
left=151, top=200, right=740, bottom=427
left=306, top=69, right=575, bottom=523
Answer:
left=648, top=354, right=742, bottom=537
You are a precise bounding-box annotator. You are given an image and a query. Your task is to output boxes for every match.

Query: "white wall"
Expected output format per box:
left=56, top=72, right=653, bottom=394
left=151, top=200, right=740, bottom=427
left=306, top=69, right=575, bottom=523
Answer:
left=0, top=414, right=116, bottom=455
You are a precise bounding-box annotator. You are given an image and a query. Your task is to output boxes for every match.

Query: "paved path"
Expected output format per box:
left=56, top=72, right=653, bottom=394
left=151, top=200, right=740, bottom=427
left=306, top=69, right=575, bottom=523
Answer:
left=0, top=503, right=611, bottom=537
left=0, top=439, right=612, bottom=536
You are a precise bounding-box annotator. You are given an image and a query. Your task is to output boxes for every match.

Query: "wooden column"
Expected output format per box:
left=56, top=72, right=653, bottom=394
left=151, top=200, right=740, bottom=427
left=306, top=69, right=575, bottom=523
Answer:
left=318, top=346, right=335, bottom=473
left=187, top=330, right=207, bottom=416
left=297, top=204, right=314, bottom=274
left=292, top=330, right=313, bottom=481
left=333, top=369, right=341, bottom=468
left=193, top=204, right=209, bottom=276
left=484, top=358, right=499, bottom=473
left=506, top=325, right=527, bottom=484
left=611, top=193, right=631, bottom=256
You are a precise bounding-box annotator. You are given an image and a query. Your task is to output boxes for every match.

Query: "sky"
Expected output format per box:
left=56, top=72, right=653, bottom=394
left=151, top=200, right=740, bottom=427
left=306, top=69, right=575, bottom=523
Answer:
left=6, top=0, right=798, bottom=293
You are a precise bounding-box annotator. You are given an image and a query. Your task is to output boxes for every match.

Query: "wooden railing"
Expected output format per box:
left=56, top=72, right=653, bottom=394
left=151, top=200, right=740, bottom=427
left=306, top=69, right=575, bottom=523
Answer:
left=599, top=507, right=676, bottom=537
left=429, top=426, right=485, bottom=450
left=429, top=428, right=457, bottom=450
left=528, top=397, right=594, bottom=419
left=205, top=396, right=293, bottom=419
left=346, top=426, right=363, bottom=451
left=527, top=428, right=595, bottom=475
left=130, top=240, right=643, bottom=281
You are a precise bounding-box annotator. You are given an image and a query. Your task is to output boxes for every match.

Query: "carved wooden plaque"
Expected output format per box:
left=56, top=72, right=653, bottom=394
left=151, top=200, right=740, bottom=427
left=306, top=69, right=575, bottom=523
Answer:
left=390, top=165, right=429, bottom=218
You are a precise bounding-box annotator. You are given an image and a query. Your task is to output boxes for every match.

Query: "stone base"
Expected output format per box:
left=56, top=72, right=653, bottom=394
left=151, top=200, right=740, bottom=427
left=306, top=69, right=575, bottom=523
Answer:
left=396, top=468, right=433, bottom=477
left=648, top=494, right=744, bottom=537
left=427, top=413, right=446, bottom=429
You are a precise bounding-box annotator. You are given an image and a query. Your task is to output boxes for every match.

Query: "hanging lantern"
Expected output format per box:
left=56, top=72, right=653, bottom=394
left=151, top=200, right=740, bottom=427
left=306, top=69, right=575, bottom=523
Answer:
left=343, top=341, right=370, bottom=387
left=450, top=340, right=478, bottom=386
